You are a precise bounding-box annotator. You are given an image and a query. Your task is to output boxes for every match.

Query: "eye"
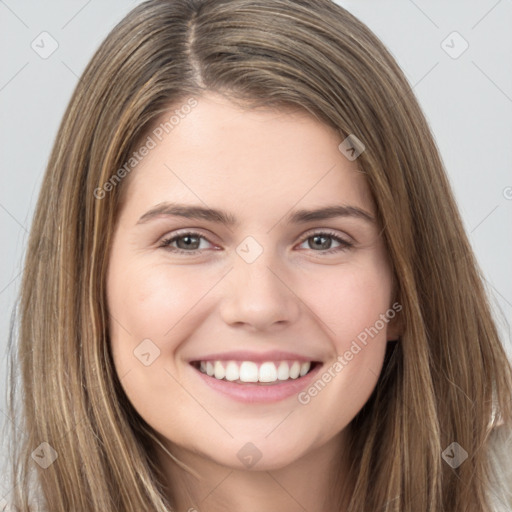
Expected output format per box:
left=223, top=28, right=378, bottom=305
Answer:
left=297, top=230, right=353, bottom=254
left=159, top=231, right=216, bottom=254
left=159, top=229, right=353, bottom=256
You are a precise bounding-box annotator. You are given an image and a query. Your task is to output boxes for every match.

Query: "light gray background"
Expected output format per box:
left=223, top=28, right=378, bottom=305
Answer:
left=1, top=0, right=511, bottom=500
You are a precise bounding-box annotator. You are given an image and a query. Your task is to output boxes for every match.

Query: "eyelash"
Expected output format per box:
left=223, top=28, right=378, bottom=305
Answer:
left=158, top=230, right=354, bottom=256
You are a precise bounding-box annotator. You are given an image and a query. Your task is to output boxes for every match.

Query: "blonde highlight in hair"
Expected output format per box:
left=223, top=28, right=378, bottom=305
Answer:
left=8, top=0, right=512, bottom=510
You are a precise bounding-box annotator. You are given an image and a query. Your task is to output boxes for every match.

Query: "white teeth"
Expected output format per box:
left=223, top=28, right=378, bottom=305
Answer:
left=299, top=362, right=311, bottom=377
left=225, top=361, right=239, bottom=381
left=259, top=362, right=277, bottom=382
left=214, top=361, right=226, bottom=380
left=197, top=360, right=314, bottom=383
left=277, top=361, right=289, bottom=380
left=239, top=361, right=259, bottom=382
left=289, top=361, right=300, bottom=379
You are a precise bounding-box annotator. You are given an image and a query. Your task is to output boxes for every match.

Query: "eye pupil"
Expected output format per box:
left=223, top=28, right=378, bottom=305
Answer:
left=177, top=235, right=200, bottom=250
left=310, top=235, right=331, bottom=250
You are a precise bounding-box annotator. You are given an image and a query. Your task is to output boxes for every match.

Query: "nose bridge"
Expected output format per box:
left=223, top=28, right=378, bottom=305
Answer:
left=219, top=235, right=300, bottom=329
left=233, top=236, right=286, bottom=300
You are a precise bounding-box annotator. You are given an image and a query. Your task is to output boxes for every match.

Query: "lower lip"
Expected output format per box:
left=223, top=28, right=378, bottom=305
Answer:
left=191, top=364, right=323, bottom=403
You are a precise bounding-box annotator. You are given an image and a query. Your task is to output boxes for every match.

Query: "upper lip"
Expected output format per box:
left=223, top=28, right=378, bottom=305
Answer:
left=188, top=350, right=322, bottom=363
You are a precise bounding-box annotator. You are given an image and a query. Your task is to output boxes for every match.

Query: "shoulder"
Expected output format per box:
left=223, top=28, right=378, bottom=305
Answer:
left=486, top=424, right=512, bottom=512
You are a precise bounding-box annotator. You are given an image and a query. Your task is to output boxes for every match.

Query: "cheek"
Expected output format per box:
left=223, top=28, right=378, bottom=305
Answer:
left=109, top=260, right=213, bottom=338
left=106, top=261, right=217, bottom=431
left=106, top=259, right=217, bottom=377
left=301, top=259, right=393, bottom=346
left=292, top=259, right=393, bottom=414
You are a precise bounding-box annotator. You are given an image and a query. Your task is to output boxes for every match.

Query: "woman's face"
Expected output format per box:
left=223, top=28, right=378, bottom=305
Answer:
left=106, top=92, right=398, bottom=471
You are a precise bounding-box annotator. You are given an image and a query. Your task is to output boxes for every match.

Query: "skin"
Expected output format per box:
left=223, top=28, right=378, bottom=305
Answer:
left=106, top=92, right=400, bottom=511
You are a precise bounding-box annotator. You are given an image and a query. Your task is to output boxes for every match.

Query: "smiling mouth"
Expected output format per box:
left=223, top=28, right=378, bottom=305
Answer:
left=190, top=360, right=319, bottom=385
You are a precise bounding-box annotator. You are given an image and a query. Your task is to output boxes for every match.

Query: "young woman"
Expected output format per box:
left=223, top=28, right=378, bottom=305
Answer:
left=7, top=0, right=512, bottom=510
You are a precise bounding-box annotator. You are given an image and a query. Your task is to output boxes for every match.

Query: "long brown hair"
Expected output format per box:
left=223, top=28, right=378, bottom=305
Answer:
left=7, top=0, right=512, bottom=510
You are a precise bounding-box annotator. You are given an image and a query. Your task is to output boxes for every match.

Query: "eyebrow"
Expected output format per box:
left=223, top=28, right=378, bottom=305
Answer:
left=136, top=202, right=376, bottom=226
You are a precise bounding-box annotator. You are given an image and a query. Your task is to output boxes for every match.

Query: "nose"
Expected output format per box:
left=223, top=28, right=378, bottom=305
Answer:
left=219, top=250, right=301, bottom=332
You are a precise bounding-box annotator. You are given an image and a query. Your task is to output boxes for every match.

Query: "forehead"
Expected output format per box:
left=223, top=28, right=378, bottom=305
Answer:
left=119, top=93, right=374, bottom=223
